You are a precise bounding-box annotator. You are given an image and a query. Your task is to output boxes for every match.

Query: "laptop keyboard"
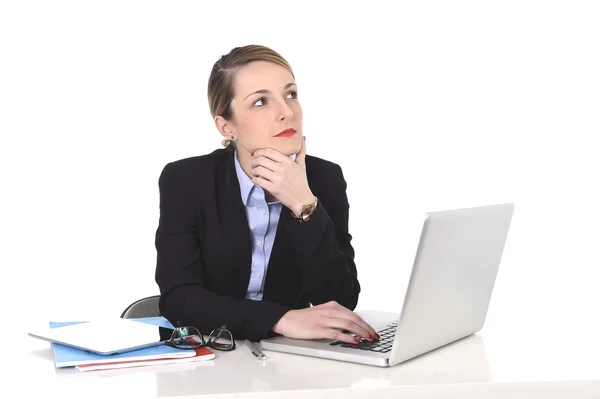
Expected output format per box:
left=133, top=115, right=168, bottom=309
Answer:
left=329, top=321, right=397, bottom=353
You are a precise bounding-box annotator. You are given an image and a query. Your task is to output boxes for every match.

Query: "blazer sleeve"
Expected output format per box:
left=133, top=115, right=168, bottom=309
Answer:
left=283, top=164, right=360, bottom=310
left=155, top=162, right=291, bottom=341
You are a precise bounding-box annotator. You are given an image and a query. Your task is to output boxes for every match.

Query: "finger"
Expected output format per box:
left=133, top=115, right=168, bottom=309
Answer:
left=252, top=176, right=274, bottom=192
left=295, top=136, right=306, bottom=166
left=252, top=166, right=278, bottom=182
left=321, top=316, right=374, bottom=341
left=253, top=148, right=289, bottom=163
left=319, top=328, right=359, bottom=344
left=252, top=156, right=281, bottom=173
left=330, top=303, right=378, bottom=338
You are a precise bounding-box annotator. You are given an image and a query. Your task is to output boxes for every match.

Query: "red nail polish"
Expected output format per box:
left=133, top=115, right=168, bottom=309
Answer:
left=251, top=151, right=255, bottom=157
left=369, top=335, right=374, bottom=340
left=354, top=338, right=360, bottom=343
left=375, top=333, right=380, bottom=340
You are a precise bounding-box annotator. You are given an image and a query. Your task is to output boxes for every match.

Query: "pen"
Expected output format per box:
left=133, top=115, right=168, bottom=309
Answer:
left=244, top=339, right=266, bottom=360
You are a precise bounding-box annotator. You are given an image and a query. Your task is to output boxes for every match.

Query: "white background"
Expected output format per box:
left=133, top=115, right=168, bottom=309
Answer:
left=1, top=0, right=599, bottom=364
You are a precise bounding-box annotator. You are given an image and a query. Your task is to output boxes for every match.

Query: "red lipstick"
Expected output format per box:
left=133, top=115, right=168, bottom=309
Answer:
left=275, top=128, right=297, bottom=137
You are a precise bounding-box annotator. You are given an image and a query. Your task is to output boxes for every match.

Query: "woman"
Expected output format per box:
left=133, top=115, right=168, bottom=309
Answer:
left=155, top=45, right=378, bottom=343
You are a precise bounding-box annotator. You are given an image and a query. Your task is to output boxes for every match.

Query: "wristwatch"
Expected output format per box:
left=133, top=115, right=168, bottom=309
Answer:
left=290, top=196, right=318, bottom=223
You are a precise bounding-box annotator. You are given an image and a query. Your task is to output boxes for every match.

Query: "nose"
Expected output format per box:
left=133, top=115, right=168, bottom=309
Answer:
left=277, top=99, right=294, bottom=121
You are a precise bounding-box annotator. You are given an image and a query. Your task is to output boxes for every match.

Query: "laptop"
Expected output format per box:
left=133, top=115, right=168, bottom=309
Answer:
left=260, top=203, right=514, bottom=367
left=28, top=318, right=174, bottom=355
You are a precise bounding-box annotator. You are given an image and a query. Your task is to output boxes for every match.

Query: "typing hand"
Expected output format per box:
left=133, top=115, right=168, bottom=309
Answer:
left=271, top=301, right=379, bottom=344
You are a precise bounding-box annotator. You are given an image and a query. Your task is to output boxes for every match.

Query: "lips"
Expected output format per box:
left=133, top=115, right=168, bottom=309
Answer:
left=275, top=128, right=297, bottom=137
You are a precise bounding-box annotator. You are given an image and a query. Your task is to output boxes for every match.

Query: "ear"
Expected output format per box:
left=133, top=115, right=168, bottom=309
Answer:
left=214, top=116, right=235, bottom=140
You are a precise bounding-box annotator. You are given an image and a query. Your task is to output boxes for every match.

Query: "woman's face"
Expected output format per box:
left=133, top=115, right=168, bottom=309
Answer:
left=218, top=61, right=303, bottom=156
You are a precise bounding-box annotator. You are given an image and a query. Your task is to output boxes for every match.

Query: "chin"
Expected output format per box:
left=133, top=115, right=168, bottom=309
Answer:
left=274, top=140, right=302, bottom=156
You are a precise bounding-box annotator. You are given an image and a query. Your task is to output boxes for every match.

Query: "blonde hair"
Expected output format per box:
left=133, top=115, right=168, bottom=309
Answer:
left=207, top=45, right=295, bottom=148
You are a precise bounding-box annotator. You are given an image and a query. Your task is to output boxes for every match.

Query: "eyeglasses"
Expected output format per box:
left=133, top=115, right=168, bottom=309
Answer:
left=166, top=324, right=236, bottom=351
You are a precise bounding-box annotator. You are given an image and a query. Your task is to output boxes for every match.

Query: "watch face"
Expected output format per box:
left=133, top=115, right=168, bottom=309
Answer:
left=294, top=197, right=318, bottom=222
left=302, top=204, right=315, bottom=217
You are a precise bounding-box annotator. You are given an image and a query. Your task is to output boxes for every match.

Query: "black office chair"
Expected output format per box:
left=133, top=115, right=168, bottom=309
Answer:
left=120, top=295, right=161, bottom=318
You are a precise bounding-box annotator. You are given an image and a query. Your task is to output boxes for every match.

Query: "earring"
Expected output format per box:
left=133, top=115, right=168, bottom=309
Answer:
left=231, top=135, right=235, bottom=140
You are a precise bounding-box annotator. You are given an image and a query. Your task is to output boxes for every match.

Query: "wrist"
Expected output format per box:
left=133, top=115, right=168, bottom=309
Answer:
left=272, top=311, right=291, bottom=334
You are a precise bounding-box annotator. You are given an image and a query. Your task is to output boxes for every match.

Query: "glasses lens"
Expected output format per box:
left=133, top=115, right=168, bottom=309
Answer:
left=170, top=326, right=203, bottom=349
left=209, top=326, right=235, bottom=350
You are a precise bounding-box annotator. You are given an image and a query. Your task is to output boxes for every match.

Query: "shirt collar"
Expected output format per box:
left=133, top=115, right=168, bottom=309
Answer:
left=234, top=150, right=297, bottom=206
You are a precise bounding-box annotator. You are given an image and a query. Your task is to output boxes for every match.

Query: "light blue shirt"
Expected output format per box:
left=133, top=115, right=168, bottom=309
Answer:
left=234, top=151, right=296, bottom=300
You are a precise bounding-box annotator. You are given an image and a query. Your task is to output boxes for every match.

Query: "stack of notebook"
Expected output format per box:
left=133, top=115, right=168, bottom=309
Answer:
left=47, top=317, right=215, bottom=372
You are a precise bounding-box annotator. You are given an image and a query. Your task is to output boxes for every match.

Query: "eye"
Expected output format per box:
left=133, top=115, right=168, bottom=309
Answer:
left=253, top=97, right=267, bottom=107
left=287, top=90, right=298, bottom=100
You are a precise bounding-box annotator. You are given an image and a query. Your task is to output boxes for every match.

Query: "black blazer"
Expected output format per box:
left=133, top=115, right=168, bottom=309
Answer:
left=155, top=146, right=360, bottom=341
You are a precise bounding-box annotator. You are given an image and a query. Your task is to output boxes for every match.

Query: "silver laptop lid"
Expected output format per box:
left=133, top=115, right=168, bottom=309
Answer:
left=389, top=203, right=514, bottom=366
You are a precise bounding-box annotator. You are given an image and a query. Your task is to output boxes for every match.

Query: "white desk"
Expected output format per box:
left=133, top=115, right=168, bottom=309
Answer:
left=15, top=320, right=600, bottom=398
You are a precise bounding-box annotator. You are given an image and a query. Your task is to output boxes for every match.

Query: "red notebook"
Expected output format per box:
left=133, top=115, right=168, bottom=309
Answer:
left=76, top=346, right=215, bottom=372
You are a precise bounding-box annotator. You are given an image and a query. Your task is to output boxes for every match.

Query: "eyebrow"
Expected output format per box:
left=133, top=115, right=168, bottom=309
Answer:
left=244, top=82, right=297, bottom=100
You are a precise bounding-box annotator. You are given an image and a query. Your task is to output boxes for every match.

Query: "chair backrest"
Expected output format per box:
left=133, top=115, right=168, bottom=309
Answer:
left=120, top=295, right=161, bottom=318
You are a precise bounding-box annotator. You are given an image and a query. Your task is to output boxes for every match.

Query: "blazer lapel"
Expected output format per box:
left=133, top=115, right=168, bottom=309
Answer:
left=216, top=148, right=252, bottom=299
left=262, top=207, right=303, bottom=306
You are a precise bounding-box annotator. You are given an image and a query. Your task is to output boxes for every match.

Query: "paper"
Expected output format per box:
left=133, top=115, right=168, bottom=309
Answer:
left=76, top=346, right=215, bottom=372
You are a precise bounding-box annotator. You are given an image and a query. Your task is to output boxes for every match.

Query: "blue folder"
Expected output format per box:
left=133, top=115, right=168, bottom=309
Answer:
left=50, top=316, right=193, bottom=368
